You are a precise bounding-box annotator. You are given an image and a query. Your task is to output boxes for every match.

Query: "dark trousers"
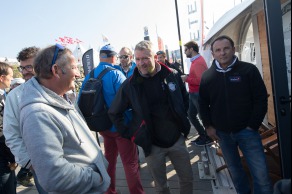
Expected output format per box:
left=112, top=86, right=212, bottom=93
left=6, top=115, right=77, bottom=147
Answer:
left=0, top=170, right=16, bottom=194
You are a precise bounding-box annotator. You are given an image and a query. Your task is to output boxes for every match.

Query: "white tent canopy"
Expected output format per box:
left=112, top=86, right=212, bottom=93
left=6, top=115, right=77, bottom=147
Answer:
left=203, top=0, right=256, bottom=46
left=73, top=43, right=86, bottom=66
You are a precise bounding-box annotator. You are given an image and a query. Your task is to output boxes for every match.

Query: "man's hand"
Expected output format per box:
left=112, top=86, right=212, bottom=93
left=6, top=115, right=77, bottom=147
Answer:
left=181, top=75, right=188, bottom=82
left=206, top=126, right=220, bottom=141
left=8, top=162, right=18, bottom=171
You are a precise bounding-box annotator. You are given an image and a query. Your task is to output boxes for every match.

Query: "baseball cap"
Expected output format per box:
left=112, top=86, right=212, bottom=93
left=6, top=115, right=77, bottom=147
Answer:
left=11, top=78, right=25, bottom=86
left=100, top=44, right=117, bottom=58
left=156, top=50, right=166, bottom=55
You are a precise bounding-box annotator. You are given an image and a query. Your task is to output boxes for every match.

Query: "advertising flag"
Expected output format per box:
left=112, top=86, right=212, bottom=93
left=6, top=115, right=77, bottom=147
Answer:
left=82, top=49, right=95, bottom=76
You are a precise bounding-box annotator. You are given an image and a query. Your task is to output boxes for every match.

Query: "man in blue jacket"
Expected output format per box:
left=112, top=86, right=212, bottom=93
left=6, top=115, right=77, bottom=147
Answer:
left=80, top=44, right=144, bottom=194
left=199, top=35, right=273, bottom=194
left=115, top=47, right=136, bottom=78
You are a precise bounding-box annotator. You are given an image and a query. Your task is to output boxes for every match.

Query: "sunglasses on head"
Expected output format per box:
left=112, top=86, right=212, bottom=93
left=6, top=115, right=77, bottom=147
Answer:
left=51, top=44, right=65, bottom=68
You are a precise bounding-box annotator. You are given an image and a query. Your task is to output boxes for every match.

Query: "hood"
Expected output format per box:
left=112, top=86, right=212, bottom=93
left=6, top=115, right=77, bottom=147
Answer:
left=20, top=77, right=75, bottom=111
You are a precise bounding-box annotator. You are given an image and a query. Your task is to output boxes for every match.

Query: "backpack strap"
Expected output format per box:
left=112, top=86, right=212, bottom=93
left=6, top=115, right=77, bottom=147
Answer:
left=97, top=67, right=116, bottom=80
left=89, top=68, right=95, bottom=78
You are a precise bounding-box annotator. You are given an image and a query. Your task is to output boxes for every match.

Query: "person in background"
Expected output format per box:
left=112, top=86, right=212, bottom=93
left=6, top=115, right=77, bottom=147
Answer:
left=116, top=46, right=142, bottom=167
left=79, top=44, right=144, bottom=194
left=0, top=62, right=17, bottom=194
left=156, top=50, right=183, bottom=76
left=3, top=47, right=47, bottom=192
left=199, top=35, right=273, bottom=194
left=19, top=44, right=110, bottom=194
left=182, top=40, right=213, bottom=146
left=116, top=47, right=136, bottom=78
left=109, top=41, right=193, bottom=194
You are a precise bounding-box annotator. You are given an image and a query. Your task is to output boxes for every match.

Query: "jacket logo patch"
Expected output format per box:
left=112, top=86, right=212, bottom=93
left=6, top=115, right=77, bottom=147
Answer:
left=168, top=82, right=177, bottom=91
left=229, top=76, right=241, bottom=82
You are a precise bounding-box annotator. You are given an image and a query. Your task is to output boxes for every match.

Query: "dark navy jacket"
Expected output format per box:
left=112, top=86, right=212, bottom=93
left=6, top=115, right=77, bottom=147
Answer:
left=199, top=59, right=268, bottom=133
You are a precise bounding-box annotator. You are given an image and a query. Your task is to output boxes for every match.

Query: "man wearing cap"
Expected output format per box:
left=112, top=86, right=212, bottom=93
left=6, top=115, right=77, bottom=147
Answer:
left=10, top=78, right=25, bottom=90
left=79, top=44, right=145, bottom=194
left=3, top=47, right=48, bottom=193
left=116, top=47, right=136, bottom=78
left=156, top=50, right=183, bottom=76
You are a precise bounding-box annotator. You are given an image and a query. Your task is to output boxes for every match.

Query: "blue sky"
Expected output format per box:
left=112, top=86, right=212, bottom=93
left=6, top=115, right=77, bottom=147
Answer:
left=0, top=0, right=241, bottom=59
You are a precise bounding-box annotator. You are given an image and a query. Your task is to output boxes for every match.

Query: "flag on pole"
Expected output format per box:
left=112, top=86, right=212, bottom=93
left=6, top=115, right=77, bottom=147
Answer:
left=55, top=36, right=83, bottom=46
left=157, top=36, right=164, bottom=51
left=102, top=34, right=109, bottom=44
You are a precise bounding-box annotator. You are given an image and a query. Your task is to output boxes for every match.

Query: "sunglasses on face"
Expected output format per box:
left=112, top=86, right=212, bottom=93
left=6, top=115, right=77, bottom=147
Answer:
left=17, top=65, right=33, bottom=72
left=51, top=44, right=65, bottom=68
left=119, top=55, right=129, bottom=60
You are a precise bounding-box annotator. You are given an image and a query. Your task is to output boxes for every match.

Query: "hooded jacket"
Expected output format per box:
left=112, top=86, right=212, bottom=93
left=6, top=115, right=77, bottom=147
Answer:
left=3, top=83, right=31, bottom=168
left=109, top=64, right=190, bottom=157
left=199, top=59, right=268, bottom=133
left=0, top=91, right=15, bottom=172
left=19, top=77, right=110, bottom=194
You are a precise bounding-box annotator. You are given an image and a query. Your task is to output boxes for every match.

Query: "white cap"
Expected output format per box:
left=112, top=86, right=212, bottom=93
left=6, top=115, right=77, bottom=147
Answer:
left=11, top=78, right=25, bottom=86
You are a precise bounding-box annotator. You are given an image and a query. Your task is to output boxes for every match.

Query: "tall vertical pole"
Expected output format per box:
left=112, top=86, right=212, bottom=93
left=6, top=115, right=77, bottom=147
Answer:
left=200, top=0, right=204, bottom=47
left=264, top=0, right=291, bottom=178
left=175, top=0, right=185, bottom=74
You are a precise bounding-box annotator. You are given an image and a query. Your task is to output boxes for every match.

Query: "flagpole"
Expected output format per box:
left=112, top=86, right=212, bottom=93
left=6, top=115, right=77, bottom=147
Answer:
left=174, top=0, right=185, bottom=74
left=201, top=0, right=204, bottom=47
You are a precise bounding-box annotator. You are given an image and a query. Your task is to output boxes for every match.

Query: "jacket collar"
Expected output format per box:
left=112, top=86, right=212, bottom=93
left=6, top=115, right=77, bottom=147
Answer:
left=215, top=56, right=238, bottom=73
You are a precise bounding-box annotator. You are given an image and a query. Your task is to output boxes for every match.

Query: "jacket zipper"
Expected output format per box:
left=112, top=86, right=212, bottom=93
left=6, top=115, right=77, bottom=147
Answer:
left=224, top=73, right=231, bottom=132
left=131, top=120, right=146, bottom=142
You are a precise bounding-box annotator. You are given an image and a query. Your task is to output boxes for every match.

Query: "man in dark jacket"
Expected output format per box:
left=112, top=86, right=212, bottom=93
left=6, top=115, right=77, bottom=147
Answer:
left=109, top=41, right=193, bottom=194
left=156, top=50, right=183, bottom=76
left=199, top=35, right=273, bottom=194
left=0, top=62, right=17, bottom=194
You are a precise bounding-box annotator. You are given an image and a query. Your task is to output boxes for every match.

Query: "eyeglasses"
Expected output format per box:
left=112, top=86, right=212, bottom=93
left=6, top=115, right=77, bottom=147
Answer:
left=51, top=44, right=65, bottom=68
left=119, top=55, right=129, bottom=60
left=18, top=65, right=33, bottom=72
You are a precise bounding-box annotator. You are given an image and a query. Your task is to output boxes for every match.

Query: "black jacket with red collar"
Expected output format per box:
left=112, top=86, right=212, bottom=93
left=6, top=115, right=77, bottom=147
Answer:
left=108, top=64, right=190, bottom=156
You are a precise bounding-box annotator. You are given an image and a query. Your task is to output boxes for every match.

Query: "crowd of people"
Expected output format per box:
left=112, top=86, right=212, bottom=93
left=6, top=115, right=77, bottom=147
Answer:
left=0, top=35, right=279, bottom=194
